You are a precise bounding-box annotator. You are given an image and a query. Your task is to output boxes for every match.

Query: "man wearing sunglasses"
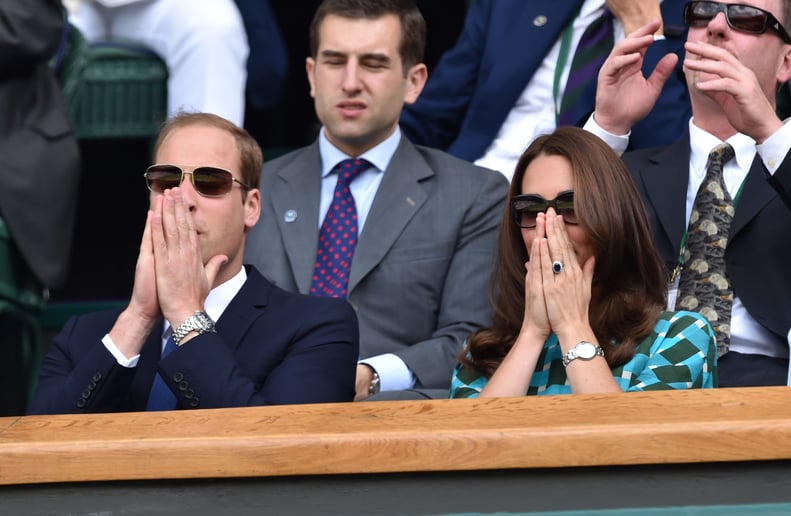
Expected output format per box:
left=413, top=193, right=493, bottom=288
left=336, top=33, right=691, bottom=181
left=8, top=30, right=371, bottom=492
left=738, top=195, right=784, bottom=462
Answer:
left=245, top=0, right=508, bottom=401
left=586, top=0, right=791, bottom=386
left=28, top=112, right=359, bottom=414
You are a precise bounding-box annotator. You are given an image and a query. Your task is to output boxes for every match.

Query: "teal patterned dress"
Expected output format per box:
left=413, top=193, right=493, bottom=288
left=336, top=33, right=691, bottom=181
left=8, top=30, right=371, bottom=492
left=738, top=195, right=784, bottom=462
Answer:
left=450, top=311, right=717, bottom=397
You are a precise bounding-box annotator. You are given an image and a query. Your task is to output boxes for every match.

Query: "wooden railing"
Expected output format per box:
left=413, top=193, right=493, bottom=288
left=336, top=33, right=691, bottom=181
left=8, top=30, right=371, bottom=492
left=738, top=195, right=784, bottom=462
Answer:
left=2, top=387, right=791, bottom=486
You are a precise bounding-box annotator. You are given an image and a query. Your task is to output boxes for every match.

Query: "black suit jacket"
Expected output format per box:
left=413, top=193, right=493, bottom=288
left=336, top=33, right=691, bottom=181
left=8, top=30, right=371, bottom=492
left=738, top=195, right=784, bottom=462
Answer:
left=0, top=0, right=81, bottom=287
left=28, top=266, right=359, bottom=414
left=623, top=133, right=791, bottom=347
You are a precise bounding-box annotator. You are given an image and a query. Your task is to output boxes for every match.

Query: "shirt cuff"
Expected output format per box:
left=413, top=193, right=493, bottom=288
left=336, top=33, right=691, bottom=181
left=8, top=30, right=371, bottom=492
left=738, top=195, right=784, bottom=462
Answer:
left=756, top=119, right=791, bottom=174
left=359, top=353, right=415, bottom=392
left=102, top=333, right=139, bottom=368
left=583, top=114, right=630, bottom=156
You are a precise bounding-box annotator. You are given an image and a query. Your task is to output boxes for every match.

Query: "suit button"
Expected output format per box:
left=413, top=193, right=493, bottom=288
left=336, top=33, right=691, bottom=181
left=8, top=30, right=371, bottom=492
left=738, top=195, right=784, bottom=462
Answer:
left=92, top=373, right=102, bottom=382
left=189, top=398, right=199, bottom=407
left=81, top=390, right=91, bottom=399
left=89, top=382, right=97, bottom=390
left=173, top=372, right=184, bottom=382
left=179, top=381, right=189, bottom=391
left=77, top=399, right=86, bottom=408
left=185, top=388, right=195, bottom=397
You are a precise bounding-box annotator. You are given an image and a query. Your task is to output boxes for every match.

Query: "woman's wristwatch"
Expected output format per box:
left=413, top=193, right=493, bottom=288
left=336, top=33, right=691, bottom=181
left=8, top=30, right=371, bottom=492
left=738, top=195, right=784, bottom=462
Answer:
left=562, top=340, right=604, bottom=367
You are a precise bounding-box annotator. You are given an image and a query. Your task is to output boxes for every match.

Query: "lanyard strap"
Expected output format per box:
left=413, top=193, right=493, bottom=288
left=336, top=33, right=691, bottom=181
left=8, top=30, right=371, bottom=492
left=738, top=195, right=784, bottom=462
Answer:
left=552, top=5, right=583, bottom=124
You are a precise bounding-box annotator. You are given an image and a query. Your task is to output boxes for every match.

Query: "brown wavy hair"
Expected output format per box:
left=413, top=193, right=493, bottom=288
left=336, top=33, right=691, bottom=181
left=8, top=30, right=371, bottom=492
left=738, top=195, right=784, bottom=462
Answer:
left=461, top=127, right=666, bottom=377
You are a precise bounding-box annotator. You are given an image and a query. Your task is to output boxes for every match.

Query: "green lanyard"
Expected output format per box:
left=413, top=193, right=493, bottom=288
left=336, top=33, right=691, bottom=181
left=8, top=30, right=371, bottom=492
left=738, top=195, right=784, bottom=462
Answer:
left=552, top=5, right=582, bottom=124
left=671, top=177, right=746, bottom=282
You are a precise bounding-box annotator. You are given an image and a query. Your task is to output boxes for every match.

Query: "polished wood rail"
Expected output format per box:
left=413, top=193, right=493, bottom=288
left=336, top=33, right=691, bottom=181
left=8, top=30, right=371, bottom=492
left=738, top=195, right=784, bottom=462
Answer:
left=2, top=387, right=791, bottom=485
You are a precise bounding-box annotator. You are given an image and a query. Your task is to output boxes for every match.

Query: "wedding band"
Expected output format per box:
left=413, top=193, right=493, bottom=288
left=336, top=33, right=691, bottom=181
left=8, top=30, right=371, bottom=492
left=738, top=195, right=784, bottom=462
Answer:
left=552, top=260, right=564, bottom=274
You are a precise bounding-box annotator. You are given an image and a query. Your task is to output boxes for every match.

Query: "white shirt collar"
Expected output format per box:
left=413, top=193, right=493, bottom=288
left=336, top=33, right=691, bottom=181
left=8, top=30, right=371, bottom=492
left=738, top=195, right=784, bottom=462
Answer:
left=688, top=119, right=756, bottom=174
left=317, top=126, right=401, bottom=178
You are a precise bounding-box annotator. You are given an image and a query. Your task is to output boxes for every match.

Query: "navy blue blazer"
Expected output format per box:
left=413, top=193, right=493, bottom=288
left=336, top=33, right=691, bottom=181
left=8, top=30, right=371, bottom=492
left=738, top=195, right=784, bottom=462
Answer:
left=767, top=154, right=791, bottom=211
left=623, top=134, right=791, bottom=350
left=234, top=0, right=288, bottom=110
left=400, top=0, right=690, bottom=162
left=28, top=266, right=359, bottom=414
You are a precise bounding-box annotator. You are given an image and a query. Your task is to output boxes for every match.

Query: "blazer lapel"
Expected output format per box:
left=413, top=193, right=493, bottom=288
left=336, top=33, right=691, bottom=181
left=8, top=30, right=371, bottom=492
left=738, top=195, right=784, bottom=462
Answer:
left=730, top=156, right=778, bottom=238
left=348, top=139, right=431, bottom=292
left=636, top=135, right=691, bottom=252
left=270, top=144, right=323, bottom=294
left=214, top=266, right=271, bottom=350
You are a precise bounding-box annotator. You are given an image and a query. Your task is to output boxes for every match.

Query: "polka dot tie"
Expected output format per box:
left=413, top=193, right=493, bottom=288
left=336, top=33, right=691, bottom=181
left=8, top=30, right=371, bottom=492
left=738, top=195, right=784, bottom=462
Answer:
left=310, top=158, right=370, bottom=298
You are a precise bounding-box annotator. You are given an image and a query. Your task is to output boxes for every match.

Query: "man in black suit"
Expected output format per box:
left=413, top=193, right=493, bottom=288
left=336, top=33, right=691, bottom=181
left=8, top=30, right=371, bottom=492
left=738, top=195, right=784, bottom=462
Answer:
left=29, top=113, right=358, bottom=414
left=587, top=0, right=791, bottom=386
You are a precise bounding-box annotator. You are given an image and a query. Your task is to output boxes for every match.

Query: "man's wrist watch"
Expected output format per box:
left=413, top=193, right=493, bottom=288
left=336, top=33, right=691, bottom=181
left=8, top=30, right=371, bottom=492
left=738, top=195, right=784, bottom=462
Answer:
left=562, top=340, right=604, bottom=367
left=369, top=370, right=381, bottom=396
left=172, top=311, right=216, bottom=346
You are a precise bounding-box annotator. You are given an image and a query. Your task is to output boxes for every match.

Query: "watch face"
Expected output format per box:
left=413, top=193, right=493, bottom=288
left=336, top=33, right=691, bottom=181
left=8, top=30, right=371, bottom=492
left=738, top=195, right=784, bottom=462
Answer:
left=576, top=341, right=596, bottom=360
left=195, top=312, right=213, bottom=330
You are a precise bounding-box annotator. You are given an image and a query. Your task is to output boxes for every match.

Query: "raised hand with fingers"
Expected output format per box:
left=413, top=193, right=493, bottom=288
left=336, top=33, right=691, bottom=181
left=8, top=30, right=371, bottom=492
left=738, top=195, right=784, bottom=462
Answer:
left=521, top=212, right=551, bottom=343
left=683, top=40, right=784, bottom=143
left=539, top=208, right=595, bottom=342
left=108, top=209, right=163, bottom=359
left=594, top=19, right=679, bottom=136
left=151, top=188, right=227, bottom=334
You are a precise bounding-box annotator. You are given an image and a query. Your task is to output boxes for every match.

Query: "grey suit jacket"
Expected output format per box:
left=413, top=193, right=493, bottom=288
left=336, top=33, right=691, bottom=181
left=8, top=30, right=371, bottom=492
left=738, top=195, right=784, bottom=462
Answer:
left=244, top=135, right=508, bottom=394
left=0, top=0, right=81, bottom=288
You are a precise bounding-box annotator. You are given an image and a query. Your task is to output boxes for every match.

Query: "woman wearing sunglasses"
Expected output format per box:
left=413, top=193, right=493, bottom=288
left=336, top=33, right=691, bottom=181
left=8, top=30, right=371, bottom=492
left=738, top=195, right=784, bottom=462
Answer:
left=450, top=127, right=717, bottom=397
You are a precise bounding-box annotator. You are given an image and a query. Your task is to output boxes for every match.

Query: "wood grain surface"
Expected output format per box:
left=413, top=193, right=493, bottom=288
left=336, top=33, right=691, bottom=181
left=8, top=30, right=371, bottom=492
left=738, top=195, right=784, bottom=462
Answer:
left=2, top=387, right=790, bottom=485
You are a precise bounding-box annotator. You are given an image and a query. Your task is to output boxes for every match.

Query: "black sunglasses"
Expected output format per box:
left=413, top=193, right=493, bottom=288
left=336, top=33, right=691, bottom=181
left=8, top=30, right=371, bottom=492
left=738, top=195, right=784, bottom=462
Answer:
left=144, top=164, right=251, bottom=198
left=683, top=1, right=791, bottom=44
left=511, top=191, right=578, bottom=229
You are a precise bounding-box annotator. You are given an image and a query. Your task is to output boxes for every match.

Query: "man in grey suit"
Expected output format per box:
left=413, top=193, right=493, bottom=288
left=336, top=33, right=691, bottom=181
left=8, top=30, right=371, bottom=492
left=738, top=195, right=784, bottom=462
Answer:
left=244, top=0, right=508, bottom=400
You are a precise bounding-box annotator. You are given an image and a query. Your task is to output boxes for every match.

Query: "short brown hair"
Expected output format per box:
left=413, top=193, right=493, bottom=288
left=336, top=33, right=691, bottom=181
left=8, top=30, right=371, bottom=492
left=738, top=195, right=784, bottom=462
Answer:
left=152, top=112, right=263, bottom=200
left=309, top=0, right=426, bottom=74
left=462, top=127, right=667, bottom=377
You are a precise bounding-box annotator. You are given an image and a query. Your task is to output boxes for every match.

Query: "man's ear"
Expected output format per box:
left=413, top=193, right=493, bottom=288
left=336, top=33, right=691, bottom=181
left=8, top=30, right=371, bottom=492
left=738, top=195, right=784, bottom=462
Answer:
left=306, top=57, right=317, bottom=99
left=403, top=63, right=428, bottom=105
left=243, top=188, right=261, bottom=229
left=777, top=44, right=791, bottom=85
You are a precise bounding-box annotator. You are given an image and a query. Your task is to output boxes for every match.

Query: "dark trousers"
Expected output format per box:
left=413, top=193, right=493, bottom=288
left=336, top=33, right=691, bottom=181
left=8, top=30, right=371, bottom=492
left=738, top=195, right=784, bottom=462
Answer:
left=718, top=351, right=789, bottom=387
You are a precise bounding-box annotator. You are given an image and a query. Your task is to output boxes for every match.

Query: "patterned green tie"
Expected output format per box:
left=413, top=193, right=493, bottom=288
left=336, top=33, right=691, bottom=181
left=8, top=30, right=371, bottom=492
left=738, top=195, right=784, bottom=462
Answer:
left=677, top=143, right=736, bottom=357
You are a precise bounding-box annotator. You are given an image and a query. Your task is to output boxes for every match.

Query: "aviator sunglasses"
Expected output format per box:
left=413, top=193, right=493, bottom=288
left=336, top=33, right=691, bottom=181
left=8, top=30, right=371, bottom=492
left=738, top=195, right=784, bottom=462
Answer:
left=144, top=164, right=251, bottom=197
left=683, top=1, right=791, bottom=44
left=511, top=190, right=578, bottom=229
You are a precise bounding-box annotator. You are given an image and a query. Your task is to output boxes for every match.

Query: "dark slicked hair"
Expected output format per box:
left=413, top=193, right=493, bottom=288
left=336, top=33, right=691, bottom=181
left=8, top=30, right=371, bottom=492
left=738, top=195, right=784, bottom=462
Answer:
left=309, top=0, right=426, bottom=75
